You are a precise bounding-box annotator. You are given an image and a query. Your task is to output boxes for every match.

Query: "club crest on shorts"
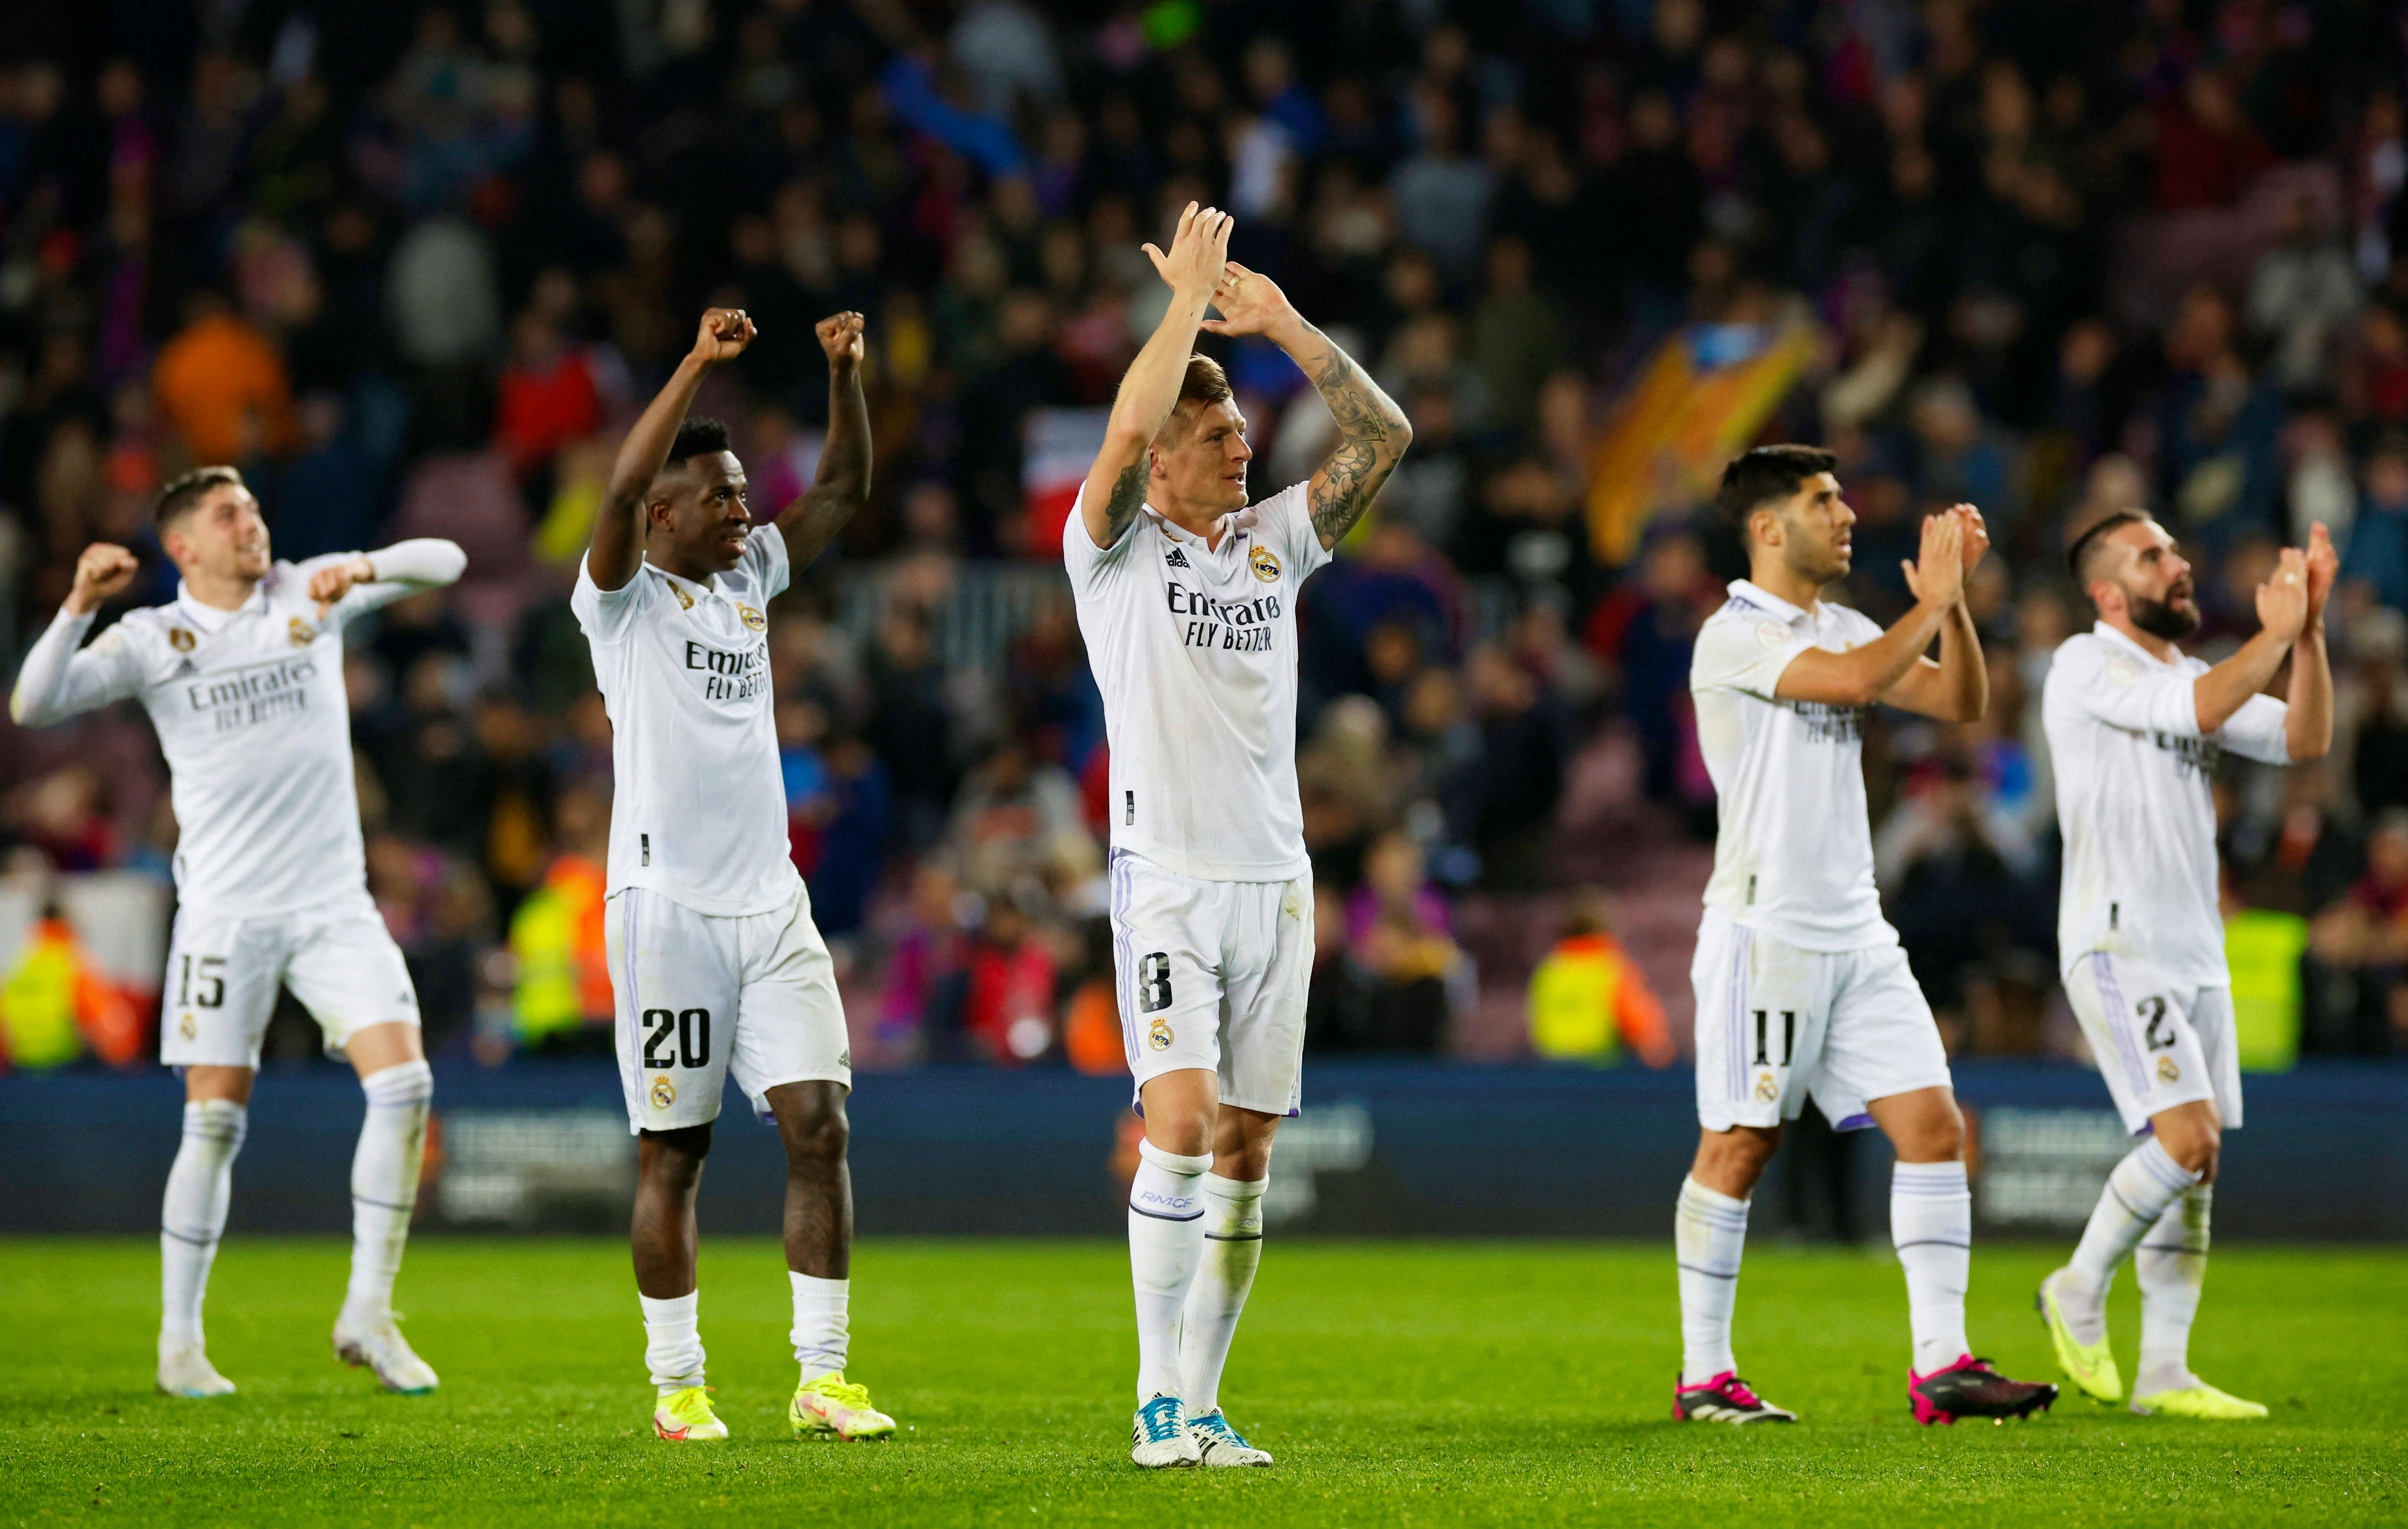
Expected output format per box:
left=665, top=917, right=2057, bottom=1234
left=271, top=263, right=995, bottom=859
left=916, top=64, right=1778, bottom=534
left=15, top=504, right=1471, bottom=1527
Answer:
left=287, top=617, right=314, bottom=647
left=178, top=1011, right=196, bottom=1041
left=1248, top=544, right=1280, bottom=582
left=1754, top=1072, right=1777, bottom=1102
left=738, top=604, right=766, bottom=631
left=2156, top=1056, right=2180, bottom=1083
left=650, top=1076, right=677, bottom=1109
left=169, top=627, right=195, bottom=652
left=1147, top=1015, right=1174, bottom=1051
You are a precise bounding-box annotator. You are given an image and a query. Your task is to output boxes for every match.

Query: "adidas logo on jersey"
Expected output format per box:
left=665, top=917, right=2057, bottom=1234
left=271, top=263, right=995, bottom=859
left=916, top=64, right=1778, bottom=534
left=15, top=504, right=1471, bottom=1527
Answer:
left=1164, top=547, right=1190, bottom=568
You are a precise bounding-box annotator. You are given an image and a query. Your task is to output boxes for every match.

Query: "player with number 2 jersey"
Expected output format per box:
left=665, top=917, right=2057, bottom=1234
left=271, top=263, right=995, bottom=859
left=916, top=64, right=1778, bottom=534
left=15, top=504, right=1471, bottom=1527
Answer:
left=2035, top=511, right=2332, bottom=1420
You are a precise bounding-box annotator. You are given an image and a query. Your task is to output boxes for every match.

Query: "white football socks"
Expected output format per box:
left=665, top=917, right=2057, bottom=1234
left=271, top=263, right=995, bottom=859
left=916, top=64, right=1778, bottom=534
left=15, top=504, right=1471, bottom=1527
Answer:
left=342, top=1060, right=433, bottom=1329
left=160, top=1098, right=247, bottom=1349
left=640, top=1291, right=705, bottom=1392
left=790, top=1272, right=849, bottom=1384
left=2061, top=1136, right=2200, bottom=1344
left=1674, top=1175, right=1748, bottom=1385
left=1890, top=1160, right=1972, bottom=1374
left=2135, top=1185, right=2212, bottom=1394
left=1178, top=1173, right=1266, bottom=1418
left=1128, top=1139, right=1211, bottom=1401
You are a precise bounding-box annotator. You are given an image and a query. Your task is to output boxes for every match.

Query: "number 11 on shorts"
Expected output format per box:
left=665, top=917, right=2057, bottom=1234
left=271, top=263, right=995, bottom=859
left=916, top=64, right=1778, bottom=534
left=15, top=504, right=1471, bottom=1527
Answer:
left=1751, top=1009, right=1795, bottom=1102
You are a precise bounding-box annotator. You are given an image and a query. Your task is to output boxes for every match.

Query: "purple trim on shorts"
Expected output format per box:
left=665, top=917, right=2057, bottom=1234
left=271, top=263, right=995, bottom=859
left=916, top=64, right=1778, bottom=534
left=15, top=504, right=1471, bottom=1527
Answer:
left=1833, top=1113, right=1875, bottom=1131
left=2090, top=952, right=2149, bottom=1097
left=1726, top=928, right=1751, bottom=1104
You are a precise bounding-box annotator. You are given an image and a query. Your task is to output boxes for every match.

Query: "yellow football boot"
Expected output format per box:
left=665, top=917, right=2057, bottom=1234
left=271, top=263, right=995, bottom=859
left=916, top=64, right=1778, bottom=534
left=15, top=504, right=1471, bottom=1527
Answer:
left=2035, top=1268, right=2123, bottom=1403
left=790, top=1373, right=896, bottom=1441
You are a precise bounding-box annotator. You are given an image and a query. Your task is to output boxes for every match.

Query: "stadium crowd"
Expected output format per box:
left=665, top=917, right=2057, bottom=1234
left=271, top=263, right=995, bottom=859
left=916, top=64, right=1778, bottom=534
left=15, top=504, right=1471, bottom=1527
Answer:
left=5, top=0, right=2408, bottom=1073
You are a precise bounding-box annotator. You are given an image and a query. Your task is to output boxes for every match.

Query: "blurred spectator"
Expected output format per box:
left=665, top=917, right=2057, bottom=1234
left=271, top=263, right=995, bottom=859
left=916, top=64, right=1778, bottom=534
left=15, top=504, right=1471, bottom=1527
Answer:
left=506, top=784, right=611, bottom=1055
left=1338, top=830, right=1465, bottom=1053
left=152, top=289, right=298, bottom=464
left=1527, top=890, right=1674, bottom=1067
left=0, top=902, right=143, bottom=1070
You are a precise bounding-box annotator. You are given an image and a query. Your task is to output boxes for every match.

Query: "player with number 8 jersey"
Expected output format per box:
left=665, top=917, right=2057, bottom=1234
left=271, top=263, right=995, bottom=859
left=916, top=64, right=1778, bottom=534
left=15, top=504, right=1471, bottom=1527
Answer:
left=570, top=305, right=892, bottom=1443
left=1067, top=204, right=1411, bottom=1467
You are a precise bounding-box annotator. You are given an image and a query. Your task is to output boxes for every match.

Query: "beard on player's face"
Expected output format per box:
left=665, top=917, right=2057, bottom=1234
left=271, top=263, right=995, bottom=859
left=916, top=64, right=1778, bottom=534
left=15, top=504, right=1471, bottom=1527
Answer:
left=2126, top=582, right=2201, bottom=640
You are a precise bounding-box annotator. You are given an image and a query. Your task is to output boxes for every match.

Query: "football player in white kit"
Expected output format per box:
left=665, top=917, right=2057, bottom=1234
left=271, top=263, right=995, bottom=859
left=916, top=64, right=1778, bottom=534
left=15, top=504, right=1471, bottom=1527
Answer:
left=572, top=307, right=894, bottom=1444
left=1067, top=204, right=1411, bottom=1468
left=1673, top=446, right=2058, bottom=1426
left=2035, top=512, right=2332, bottom=1420
left=11, top=466, right=465, bottom=1398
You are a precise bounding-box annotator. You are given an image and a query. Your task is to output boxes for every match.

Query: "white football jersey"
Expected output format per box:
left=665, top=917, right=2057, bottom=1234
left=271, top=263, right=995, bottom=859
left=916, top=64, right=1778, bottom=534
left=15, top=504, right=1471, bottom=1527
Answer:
left=1690, top=580, right=1896, bottom=951
left=571, top=526, right=800, bottom=917
left=9, top=549, right=461, bottom=918
left=1065, top=481, right=1331, bottom=883
left=2044, top=624, right=2291, bottom=987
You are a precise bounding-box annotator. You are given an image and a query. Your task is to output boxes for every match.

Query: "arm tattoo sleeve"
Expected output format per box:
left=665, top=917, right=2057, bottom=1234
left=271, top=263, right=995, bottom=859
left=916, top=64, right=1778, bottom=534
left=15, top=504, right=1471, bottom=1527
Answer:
left=1307, top=344, right=1404, bottom=547
left=1102, top=461, right=1147, bottom=543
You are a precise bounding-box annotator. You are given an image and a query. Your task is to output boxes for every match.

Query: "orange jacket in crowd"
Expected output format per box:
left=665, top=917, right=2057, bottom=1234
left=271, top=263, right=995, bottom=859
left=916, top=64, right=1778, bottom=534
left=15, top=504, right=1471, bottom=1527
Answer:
left=153, top=310, right=299, bottom=464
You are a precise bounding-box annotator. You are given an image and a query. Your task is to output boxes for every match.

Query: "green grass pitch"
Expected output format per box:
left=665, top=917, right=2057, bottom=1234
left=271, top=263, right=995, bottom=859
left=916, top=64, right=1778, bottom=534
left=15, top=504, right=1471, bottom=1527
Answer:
left=4, top=1238, right=2402, bottom=1526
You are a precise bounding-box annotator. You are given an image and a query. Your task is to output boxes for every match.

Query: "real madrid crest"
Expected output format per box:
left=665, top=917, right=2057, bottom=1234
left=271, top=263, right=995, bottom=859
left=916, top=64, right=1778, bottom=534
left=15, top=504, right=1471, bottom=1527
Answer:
left=178, top=1012, right=197, bottom=1041
left=169, top=627, right=196, bottom=653
left=1248, top=544, right=1281, bottom=583
left=287, top=616, right=314, bottom=648
left=2156, top=1056, right=2180, bottom=1084
left=739, top=604, right=766, bottom=631
left=650, top=1076, right=677, bottom=1109
left=1754, top=1073, right=1777, bottom=1102
left=1147, top=1016, right=1174, bottom=1051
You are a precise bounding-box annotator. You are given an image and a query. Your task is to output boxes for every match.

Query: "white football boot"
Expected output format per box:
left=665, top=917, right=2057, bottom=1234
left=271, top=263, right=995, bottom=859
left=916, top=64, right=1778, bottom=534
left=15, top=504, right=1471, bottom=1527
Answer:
left=1130, top=1393, right=1201, bottom=1467
left=157, top=1338, right=235, bottom=1398
left=332, top=1313, right=440, bottom=1393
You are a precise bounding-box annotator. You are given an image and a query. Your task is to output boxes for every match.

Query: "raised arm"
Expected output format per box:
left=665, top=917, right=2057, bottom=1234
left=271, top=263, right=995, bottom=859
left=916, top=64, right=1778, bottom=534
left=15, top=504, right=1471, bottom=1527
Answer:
left=1204, top=261, right=1411, bottom=551
left=304, top=539, right=468, bottom=620
left=775, top=312, right=871, bottom=569
left=2283, top=524, right=2335, bottom=760
left=590, top=308, right=756, bottom=590
left=2194, top=547, right=2309, bottom=736
left=10, top=544, right=144, bottom=727
left=1777, top=512, right=1966, bottom=709
left=1881, top=504, right=1990, bottom=722
left=1077, top=203, right=1232, bottom=550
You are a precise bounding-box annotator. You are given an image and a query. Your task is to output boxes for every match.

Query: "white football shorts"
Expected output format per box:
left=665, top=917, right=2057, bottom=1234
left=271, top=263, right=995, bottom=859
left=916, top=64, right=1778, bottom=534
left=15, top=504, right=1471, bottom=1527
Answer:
left=2063, top=951, right=2241, bottom=1135
left=160, top=891, right=421, bottom=1069
left=1108, top=849, right=1312, bottom=1117
left=1691, top=917, right=1953, bottom=1133
left=606, top=881, right=851, bottom=1135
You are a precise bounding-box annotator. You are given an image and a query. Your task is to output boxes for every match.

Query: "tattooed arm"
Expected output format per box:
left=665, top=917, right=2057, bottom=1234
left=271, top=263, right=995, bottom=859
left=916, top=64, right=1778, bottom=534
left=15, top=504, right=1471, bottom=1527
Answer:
left=1078, top=202, right=1234, bottom=550
left=1206, top=261, right=1411, bottom=551
left=775, top=312, right=873, bottom=569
